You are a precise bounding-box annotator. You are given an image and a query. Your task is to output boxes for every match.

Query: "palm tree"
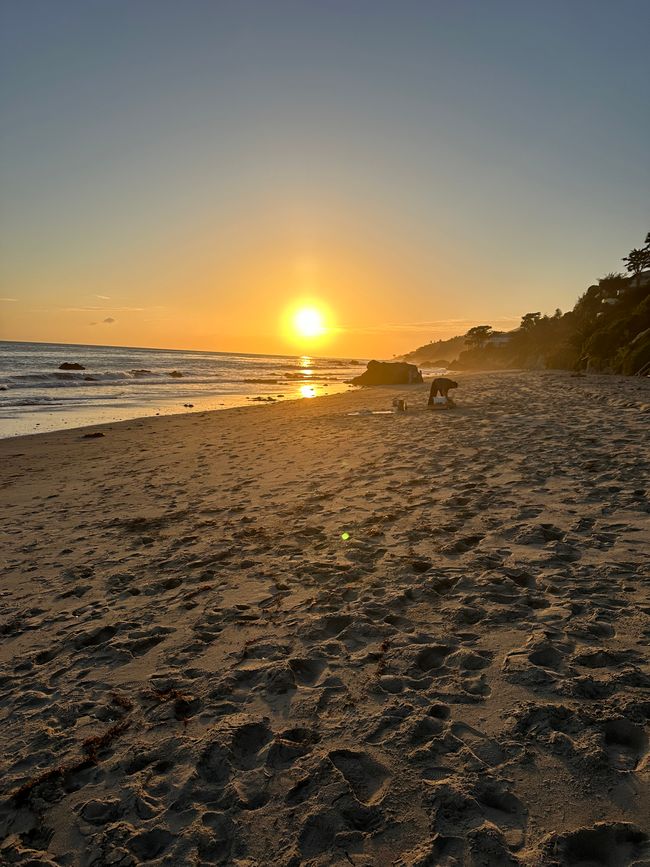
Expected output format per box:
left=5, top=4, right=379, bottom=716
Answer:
left=623, top=233, right=650, bottom=287
left=623, top=248, right=650, bottom=286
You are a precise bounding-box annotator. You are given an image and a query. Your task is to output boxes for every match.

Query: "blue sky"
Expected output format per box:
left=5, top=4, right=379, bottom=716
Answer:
left=1, top=0, right=648, bottom=353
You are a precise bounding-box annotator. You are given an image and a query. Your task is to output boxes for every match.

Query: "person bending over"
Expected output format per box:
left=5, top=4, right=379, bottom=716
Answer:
left=428, top=377, right=458, bottom=406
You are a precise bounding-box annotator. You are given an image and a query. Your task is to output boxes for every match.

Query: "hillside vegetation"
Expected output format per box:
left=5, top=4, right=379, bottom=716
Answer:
left=399, top=334, right=468, bottom=367
left=402, top=232, right=650, bottom=375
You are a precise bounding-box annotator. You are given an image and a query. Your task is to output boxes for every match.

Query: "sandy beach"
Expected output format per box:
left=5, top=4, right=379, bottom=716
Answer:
left=1, top=370, right=649, bottom=866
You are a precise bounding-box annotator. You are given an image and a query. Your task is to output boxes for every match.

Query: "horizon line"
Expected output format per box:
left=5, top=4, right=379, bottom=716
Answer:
left=0, top=336, right=372, bottom=362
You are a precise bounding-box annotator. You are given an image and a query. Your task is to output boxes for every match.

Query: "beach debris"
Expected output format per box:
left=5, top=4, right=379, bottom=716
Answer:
left=82, top=719, right=132, bottom=763
left=144, top=686, right=199, bottom=721
left=347, top=410, right=393, bottom=416
left=183, top=403, right=194, bottom=408
left=82, top=431, right=105, bottom=438
left=110, top=691, right=134, bottom=711
left=392, top=398, right=408, bottom=412
left=9, top=717, right=132, bottom=807
left=59, top=361, right=85, bottom=370
left=351, top=360, right=423, bottom=385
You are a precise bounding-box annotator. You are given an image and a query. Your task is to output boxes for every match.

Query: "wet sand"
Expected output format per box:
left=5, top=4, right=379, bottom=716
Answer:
left=1, top=370, right=649, bottom=866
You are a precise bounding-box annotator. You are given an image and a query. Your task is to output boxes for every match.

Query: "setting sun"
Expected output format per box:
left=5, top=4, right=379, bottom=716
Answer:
left=294, top=307, right=325, bottom=338
left=282, top=300, right=334, bottom=348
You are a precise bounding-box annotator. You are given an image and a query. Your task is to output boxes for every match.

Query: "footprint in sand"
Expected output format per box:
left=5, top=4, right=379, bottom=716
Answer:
left=127, top=828, right=174, bottom=861
left=266, top=727, right=320, bottom=770
left=425, top=773, right=527, bottom=851
left=450, top=721, right=507, bottom=768
left=328, top=748, right=391, bottom=805
left=601, top=718, right=649, bottom=772
left=288, top=656, right=327, bottom=686
left=534, top=821, right=649, bottom=866
left=229, top=719, right=274, bottom=770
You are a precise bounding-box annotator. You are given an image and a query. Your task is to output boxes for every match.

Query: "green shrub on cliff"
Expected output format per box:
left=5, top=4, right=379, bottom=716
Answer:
left=446, top=232, right=649, bottom=374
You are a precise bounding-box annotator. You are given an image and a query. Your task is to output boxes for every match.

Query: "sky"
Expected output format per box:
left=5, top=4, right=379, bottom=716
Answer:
left=1, top=0, right=649, bottom=357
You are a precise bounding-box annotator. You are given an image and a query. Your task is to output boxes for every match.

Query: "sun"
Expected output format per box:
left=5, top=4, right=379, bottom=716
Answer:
left=294, top=307, right=325, bottom=338
left=282, top=299, right=334, bottom=347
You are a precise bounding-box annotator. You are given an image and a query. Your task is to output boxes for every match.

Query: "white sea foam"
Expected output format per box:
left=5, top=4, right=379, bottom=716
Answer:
left=0, top=341, right=363, bottom=437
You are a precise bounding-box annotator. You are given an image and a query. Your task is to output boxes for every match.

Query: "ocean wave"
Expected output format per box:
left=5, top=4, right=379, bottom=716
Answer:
left=272, top=360, right=347, bottom=371
left=0, top=367, right=351, bottom=390
left=3, top=370, right=131, bottom=384
left=0, top=344, right=360, bottom=436
left=0, top=393, right=121, bottom=407
left=0, top=369, right=185, bottom=388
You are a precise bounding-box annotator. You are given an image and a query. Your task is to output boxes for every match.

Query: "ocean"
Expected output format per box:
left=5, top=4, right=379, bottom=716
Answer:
left=0, top=341, right=362, bottom=438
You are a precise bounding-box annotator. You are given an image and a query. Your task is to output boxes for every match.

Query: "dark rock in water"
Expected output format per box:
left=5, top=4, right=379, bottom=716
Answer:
left=169, top=370, right=183, bottom=378
left=82, top=431, right=105, bottom=439
left=243, top=378, right=279, bottom=384
left=183, top=403, right=194, bottom=408
left=84, top=376, right=97, bottom=381
left=59, top=362, right=85, bottom=370
left=351, top=360, right=423, bottom=386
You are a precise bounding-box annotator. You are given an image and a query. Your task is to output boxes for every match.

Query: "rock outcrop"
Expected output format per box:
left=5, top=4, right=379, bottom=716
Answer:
left=351, top=360, right=423, bottom=386
left=59, top=362, right=85, bottom=370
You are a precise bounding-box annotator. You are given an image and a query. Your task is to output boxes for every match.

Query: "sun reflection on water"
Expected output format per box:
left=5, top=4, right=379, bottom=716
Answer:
left=299, top=384, right=317, bottom=398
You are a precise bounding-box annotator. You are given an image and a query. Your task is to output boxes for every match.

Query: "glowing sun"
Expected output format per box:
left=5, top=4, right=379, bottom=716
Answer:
left=293, top=306, right=326, bottom=338
left=282, top=299, right=333, bottom=347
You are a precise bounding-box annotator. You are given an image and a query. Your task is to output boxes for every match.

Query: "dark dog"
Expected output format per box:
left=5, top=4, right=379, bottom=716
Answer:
left=428, top=377, right=458, bottom=405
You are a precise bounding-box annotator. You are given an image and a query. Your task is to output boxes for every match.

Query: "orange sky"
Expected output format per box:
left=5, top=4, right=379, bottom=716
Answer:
left=1, top=2, right=648, bottom=358
left=0, top=236, right=526, bottom=357
left=0, top=193, right=586, bottom=357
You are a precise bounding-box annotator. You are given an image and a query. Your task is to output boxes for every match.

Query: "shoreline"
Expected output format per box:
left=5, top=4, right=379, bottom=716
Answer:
left=0, top=340, right=364, bottom=440
left=0, top=380, right=416, bottom=447
left=0, top=382, right=355, bottom=441
left=2, top=367, right=648, bottom=447
left=1, top=369, right=649, bottom=865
